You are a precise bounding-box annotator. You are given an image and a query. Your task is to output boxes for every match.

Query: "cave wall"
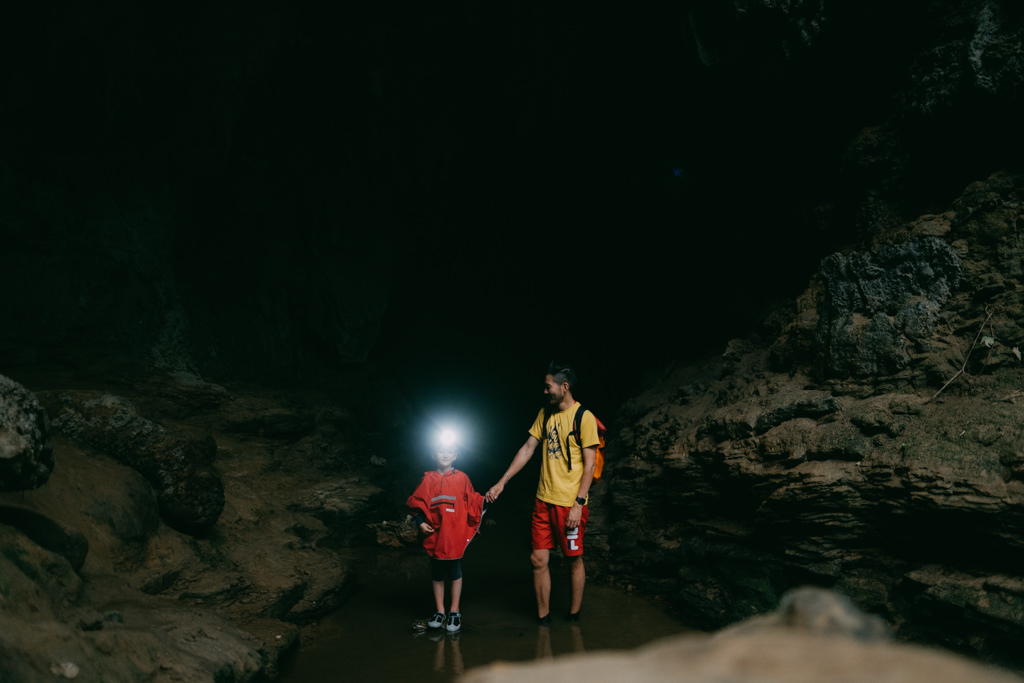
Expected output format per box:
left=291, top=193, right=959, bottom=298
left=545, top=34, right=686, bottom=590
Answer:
left=594, top=0, right=1024, bottom=670
left=597, top=172, right=1024, bottom=669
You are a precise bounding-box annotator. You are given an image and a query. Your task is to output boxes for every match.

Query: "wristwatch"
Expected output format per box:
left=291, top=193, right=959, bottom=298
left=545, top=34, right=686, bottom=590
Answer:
left=575, top=496, right=586, bottom=505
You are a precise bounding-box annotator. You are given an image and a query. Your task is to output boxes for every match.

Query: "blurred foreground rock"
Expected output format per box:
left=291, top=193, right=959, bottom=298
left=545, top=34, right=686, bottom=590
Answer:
left=465, top=587, right=1023, bottom=683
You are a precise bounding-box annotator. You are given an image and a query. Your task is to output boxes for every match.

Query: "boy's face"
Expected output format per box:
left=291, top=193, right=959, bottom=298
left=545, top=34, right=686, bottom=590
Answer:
left=434, top=448, right=457, bottom=470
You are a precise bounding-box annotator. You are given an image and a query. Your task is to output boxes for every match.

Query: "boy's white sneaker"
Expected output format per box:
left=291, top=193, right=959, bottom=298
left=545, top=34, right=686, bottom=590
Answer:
left=427, top=611, right=445, bottom=629
left=445, top=611, right=461, bottom=633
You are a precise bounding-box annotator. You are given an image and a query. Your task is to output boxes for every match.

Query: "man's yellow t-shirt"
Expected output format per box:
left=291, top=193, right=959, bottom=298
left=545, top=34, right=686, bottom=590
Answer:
left=529, top=402, right=600, bottom=507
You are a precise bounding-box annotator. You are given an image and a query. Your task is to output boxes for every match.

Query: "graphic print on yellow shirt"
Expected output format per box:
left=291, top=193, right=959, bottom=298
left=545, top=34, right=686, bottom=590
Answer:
left=546, top=422, right=563, bottom=463
left=528, top=402, right=599, bottom=507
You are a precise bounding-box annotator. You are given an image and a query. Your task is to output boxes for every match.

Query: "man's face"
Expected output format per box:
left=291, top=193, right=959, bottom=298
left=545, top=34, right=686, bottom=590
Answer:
left=543, top=374, right=565, bottom=405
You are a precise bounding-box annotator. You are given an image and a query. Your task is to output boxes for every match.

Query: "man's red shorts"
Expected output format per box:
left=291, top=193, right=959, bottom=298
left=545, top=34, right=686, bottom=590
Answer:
left=531, top=498, right=588, bottom=557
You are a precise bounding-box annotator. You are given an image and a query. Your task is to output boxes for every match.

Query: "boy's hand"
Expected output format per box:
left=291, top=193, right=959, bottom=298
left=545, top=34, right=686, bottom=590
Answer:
left=419, top=522, right=435, bottom=535
left=485, top=481, right=505, bottom=503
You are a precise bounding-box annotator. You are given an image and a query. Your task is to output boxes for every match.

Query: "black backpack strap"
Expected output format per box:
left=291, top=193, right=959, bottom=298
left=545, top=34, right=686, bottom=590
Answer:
left=570, top=405, right=584, bottom=449
left=566, top=404, right=587, bottom=473
left=547, top=405, right=585, bottom=473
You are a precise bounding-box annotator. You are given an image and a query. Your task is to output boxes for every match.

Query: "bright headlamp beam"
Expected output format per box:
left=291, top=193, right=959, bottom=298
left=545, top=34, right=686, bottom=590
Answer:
left=438, top=428, right=458, bottom=448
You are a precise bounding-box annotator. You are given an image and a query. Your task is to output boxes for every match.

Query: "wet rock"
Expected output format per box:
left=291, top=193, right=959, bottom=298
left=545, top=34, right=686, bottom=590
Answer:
left=754, top=393, right=841, bottom=434
left=999, top=447, right=1024, bottom=482
left=50, top=393, right=223, bottom=534
left=0, top=524, right=83, bottom=620
left=0, top=374, right=54, bottom=492
left=817, top=237, right=964, bottom=377
left=370, top=516, right=420, bottom=548
left=849, top=402, right=905, bottom=437
left=76, top=610, right=104, bottom=631
left=288, top=478, right=384, bottom=548
left=227, top=408, right=315, bottom=440
left=135, top=371, right=231, bottom=419
left=696, top=416, right=754, bottom=442
left=895, top=2, right=1024, bottom=118
left=0, top=504, right=88, bottom=572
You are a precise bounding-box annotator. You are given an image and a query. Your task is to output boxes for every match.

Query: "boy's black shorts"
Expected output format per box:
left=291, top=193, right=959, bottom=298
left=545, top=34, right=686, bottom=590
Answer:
left=430, top=557, right=463, bottom=582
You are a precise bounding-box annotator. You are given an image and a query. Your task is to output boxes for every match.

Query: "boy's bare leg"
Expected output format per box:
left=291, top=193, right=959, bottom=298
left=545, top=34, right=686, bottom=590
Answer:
left=451, top=636, right=464, bottom=674
left=449, top=577, right=463, bottom=613
left=568, top=555, right=585, bottom=615
left=531, top=548, right=551, bottom=618
left=433, top=638, right=444, bottom=672
left=432, top=580, right=445, bottom=613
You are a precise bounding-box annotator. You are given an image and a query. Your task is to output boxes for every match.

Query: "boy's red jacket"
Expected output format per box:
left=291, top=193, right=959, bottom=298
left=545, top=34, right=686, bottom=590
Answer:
left=406, top=469, right=485, bottom=560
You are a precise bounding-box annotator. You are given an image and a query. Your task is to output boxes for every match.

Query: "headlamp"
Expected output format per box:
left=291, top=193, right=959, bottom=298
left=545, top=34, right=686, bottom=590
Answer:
left=438, top=428, right=459, bottom=449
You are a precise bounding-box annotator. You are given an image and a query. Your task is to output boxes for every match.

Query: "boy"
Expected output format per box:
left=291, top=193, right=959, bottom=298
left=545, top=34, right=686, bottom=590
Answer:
left=407, top=433, right=484, bottom=633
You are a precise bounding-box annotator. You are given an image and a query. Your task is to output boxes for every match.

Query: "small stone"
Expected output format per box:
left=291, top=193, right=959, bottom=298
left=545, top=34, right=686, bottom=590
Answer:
left=49, top=662, right=80, bottom=679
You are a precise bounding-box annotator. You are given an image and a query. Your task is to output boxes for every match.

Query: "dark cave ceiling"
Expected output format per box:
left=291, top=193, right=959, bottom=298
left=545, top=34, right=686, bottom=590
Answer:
left=2, top=1, right=1022, bottom=423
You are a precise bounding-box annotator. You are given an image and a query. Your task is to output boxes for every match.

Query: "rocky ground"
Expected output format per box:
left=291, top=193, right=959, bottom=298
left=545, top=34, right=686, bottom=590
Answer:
left=0, top=366, right=409, bottom=682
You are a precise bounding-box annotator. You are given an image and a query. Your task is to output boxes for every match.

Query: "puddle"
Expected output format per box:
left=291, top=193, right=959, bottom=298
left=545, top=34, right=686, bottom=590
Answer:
left=278, top=510, right=697, bottom=682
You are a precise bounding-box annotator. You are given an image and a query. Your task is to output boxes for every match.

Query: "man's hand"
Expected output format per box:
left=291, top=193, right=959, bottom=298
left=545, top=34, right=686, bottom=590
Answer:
left=485, top=481, right=505, bottom=503
left=419, top=522, right=435, bottom=535
left=566, top=502, right=583, bottom=531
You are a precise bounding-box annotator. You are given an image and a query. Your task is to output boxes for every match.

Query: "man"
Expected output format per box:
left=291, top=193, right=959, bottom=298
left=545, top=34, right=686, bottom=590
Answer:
left=485, top=361, right=600, bottom=624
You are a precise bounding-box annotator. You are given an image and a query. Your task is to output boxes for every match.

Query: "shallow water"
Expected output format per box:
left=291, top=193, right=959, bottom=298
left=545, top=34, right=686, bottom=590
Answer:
left=277, top=510, right=696, bottom=682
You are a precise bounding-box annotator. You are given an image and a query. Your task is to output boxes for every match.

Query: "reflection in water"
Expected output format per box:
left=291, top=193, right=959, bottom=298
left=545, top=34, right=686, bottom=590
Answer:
left=411, top=621, right=586, bottom=679
left=535, top=623, right=586, bottom=661
left=278, top=511, right=694, bottom=683
left=420, top=630, right=464, bottom=676
left=536, top=625, right=553, bottom=661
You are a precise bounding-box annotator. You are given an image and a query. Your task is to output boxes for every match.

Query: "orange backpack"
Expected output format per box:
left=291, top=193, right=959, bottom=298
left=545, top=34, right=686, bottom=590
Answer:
left=569, top=406, right=607, bottom=481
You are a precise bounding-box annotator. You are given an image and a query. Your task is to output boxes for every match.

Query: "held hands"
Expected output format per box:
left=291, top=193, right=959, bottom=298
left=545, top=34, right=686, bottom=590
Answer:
left=485, top=481, right=504, bottom=503
left=419, top=522, right=435, bottom=535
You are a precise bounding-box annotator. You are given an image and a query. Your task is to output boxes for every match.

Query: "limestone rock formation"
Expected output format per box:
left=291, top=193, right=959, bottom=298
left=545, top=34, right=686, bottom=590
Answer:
left=0, top=504, right=88, bottom=572
left=595, top=172, right=1024, bottom=670
left=49, top=392, right=225, bottom=534
left=816, top=237, right=964, bottom=377
left=0, top=374, right=54, bottom=491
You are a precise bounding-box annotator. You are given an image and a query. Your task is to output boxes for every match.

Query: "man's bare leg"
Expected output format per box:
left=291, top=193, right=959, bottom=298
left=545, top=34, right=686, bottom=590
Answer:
left=568, top=555, right=585, bottom=616
left=531, top=548, right=551, bottom=619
